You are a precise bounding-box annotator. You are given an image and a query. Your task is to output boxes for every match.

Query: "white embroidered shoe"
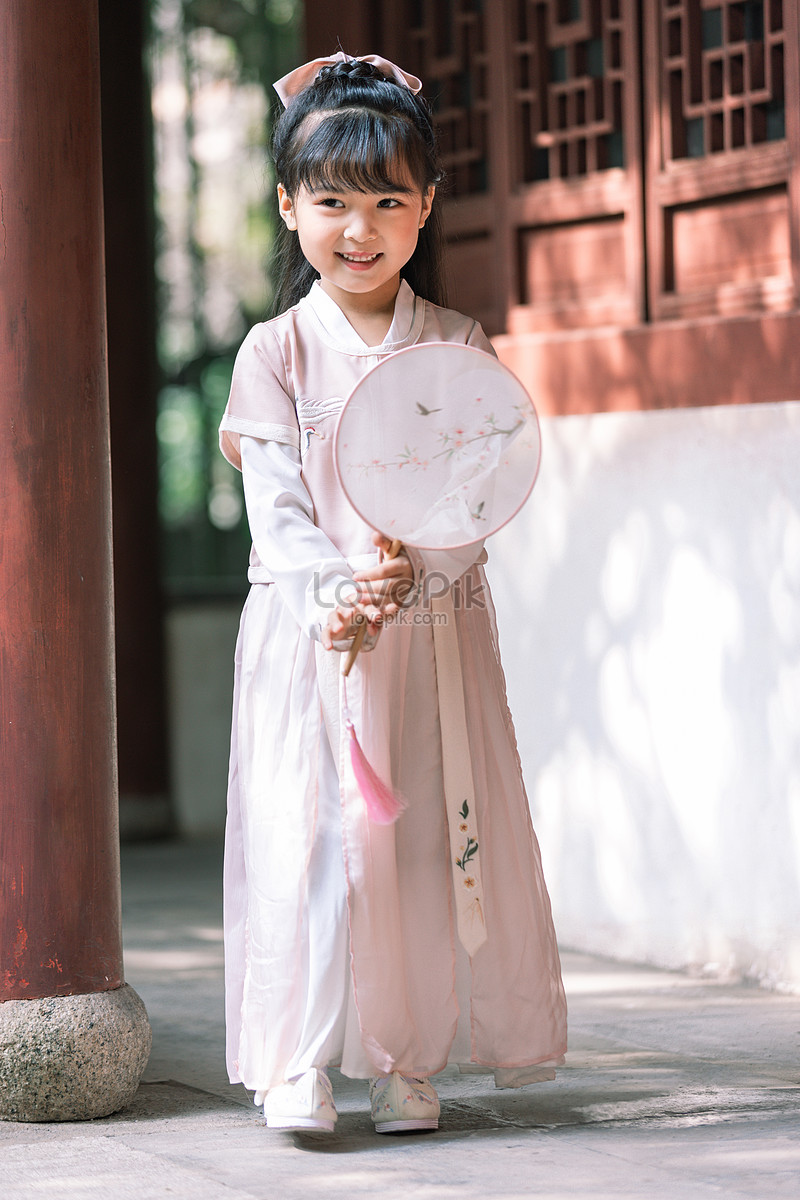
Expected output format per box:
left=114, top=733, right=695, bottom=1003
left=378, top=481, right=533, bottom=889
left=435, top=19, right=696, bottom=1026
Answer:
left=370, top=1072, right=440, bottom=1133
left=264, top=1067, right=337, bottom=1132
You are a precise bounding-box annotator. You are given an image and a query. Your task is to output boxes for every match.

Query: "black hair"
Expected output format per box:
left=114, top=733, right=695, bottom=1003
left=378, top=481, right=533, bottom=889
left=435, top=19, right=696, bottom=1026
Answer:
left=270, top=57, right=447, bottom=315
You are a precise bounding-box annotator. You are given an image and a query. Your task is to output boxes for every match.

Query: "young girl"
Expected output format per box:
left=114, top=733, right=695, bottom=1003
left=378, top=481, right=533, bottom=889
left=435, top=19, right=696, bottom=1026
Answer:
left=219, top=52, right=567, bottom=1135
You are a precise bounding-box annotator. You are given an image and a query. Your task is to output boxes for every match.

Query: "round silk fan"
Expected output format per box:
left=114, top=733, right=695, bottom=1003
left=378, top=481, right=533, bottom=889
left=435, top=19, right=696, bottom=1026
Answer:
left=334, top=342, right=541, bottom=551
left=332, top=342, right=541, bottom=826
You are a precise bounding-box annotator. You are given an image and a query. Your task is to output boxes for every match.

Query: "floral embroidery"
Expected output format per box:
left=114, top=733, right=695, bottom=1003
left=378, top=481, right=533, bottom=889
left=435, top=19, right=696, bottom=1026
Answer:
left=455, top=798, right=479, bottom=872
left=456, top=835, right=478, bottom=871
left=464, top=877, right=476, bottom=889
left=353, top=405, right=525, bottom=477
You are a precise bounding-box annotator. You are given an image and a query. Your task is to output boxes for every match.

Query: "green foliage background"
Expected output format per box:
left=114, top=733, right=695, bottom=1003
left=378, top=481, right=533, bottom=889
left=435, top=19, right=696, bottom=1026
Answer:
left=152, top=0, right=301, bottom=595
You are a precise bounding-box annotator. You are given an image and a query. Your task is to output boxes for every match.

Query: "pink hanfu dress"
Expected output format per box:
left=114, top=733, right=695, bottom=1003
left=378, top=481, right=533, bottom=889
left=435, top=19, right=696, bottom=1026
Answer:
left=219, top=280, right=567, bottom=1095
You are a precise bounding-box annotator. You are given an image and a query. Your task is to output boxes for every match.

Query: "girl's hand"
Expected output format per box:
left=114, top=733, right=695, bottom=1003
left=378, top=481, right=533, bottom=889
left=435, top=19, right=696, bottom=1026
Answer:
left=353, top=534, right=415, bottom=614
left=321, top=600, right=384, bottom=652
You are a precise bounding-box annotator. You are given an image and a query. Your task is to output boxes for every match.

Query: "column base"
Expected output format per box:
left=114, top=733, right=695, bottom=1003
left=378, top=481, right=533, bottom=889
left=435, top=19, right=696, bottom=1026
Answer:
left=0, top=983, right=152, bottom=1122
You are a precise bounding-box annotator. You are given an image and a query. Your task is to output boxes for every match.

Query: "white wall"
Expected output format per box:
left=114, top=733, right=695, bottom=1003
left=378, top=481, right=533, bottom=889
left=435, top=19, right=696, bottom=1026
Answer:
left=488, top=400, right=800, bottom=990
left=166, top=601, right=241, bottom=838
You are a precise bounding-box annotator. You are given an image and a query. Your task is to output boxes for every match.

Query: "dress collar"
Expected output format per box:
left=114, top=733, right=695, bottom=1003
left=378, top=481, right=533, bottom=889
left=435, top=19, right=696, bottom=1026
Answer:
left=301, top=279, right=424, bottom=356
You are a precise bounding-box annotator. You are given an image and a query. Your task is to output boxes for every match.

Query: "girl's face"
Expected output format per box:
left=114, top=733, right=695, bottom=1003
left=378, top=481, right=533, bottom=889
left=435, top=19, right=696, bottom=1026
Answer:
left=277, top=178, right=434, bottom=309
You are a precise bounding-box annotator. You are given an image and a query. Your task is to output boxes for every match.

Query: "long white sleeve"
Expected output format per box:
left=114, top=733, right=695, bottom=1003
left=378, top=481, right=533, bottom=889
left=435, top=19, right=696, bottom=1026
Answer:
left=240, top=436, right=357, bottom=641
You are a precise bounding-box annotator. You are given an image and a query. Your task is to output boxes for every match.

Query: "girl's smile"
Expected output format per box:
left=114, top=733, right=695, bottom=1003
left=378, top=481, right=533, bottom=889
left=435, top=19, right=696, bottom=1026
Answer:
left=277, top=180, right=434, bottom=323
left=337, top=251, right=382, bottom=268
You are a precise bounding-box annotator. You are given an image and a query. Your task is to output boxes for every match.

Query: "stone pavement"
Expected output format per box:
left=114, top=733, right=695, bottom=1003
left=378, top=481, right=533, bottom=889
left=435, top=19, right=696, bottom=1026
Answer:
left=2, top=839, right=798, bottom=1198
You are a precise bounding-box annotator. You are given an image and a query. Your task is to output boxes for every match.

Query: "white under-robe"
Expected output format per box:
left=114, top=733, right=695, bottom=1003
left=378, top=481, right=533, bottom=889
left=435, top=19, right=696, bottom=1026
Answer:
left=220, top=280, right=568, bottom=1094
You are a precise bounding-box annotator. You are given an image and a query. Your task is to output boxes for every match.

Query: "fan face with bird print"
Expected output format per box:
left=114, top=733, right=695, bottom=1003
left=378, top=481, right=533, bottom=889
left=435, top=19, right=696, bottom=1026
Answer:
left=335, top=342, right=541, bottom=551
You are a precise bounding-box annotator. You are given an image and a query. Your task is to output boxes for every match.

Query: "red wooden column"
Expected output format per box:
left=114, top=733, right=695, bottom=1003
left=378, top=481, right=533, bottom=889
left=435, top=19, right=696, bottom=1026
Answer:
left=0, top=0, right=150, bottom=1121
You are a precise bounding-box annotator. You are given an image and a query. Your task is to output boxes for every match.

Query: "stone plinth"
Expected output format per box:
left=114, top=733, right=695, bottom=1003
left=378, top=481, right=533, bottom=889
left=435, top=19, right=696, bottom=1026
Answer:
left=0, top=985, right=151, bottom=1122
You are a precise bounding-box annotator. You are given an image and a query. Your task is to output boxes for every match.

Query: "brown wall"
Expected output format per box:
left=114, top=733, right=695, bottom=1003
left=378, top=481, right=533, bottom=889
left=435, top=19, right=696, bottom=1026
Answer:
left=495, top=310, right=800, bottom=417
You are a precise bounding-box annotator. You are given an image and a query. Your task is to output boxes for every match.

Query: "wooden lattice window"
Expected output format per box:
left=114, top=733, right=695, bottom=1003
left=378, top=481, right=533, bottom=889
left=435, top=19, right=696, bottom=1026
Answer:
left=664, top=0, right=786, bottom=160
left=309, top=0, right=798, bottom=332
left=403, top=0, right=491, bottom=198
left=645, top=0, right=798, bottom=320
left=513, top=0, right=627, bottom=182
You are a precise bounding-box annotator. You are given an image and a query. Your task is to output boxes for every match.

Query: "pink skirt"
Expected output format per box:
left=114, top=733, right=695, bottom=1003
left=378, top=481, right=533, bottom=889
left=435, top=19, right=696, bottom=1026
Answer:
left=223, top=563, right=567, bottom=1091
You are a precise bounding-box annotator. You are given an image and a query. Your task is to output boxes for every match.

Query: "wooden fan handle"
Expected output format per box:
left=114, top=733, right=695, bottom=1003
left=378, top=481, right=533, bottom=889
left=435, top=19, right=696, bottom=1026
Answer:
left=342, top=613, right=368, bottom=677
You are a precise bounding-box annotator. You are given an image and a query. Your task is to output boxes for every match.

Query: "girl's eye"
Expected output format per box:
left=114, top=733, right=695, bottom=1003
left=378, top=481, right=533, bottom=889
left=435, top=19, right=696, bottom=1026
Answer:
left=317, top=197, right=344, bottom=208
left=377, top=198, right=401, bottom=208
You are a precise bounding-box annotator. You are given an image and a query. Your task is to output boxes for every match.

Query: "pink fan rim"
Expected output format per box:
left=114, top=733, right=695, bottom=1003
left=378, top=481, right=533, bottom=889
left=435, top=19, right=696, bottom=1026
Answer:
left=332, top=341, right=542, bottom=550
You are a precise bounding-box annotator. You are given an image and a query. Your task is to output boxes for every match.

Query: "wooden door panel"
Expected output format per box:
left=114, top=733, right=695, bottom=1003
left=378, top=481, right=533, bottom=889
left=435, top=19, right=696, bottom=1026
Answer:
left=511, top=213, right=633, bottom=330
left=505, top=0, right=644, bottom=330
left=645, top=0, right=798, bottom=319
left=671, top=187, right=790, bottom=288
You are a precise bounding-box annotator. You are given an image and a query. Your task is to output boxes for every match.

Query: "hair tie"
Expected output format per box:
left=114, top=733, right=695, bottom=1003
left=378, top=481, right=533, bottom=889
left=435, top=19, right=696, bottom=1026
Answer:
left=274, top=51, right=423, bottom=107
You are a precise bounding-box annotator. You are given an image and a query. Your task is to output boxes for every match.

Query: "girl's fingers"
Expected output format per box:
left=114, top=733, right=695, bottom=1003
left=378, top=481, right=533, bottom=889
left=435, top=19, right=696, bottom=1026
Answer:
left=324, top=602, right=384, bottom=651
left=371, top=531, right=395, bottom=553
left=351, top=539, right=416, bottom=611
left=357, top=576, right=415, bottom=606
left=354, top=558, right=410, bottom=581
left=357, top=582, right=392, bottom=603
left=353, top=574, right=400, bottom=597
left=325, top=605, right=357, bottom=643
left=354, top=559, right=413, bottom=600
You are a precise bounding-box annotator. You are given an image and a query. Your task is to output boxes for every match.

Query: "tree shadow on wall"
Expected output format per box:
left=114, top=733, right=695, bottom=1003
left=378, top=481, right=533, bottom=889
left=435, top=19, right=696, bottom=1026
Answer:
left=488, top=389, right=800, bottom=983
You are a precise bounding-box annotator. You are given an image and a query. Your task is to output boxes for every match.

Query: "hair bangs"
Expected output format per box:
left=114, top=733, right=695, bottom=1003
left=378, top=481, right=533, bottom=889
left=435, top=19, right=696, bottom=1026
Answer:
left=289, top=109, right=429, bottom=197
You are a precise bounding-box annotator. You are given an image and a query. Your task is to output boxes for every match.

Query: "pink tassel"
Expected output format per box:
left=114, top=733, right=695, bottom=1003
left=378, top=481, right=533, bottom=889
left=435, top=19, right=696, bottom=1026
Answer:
left=343, top=706, right=406, bottom=825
